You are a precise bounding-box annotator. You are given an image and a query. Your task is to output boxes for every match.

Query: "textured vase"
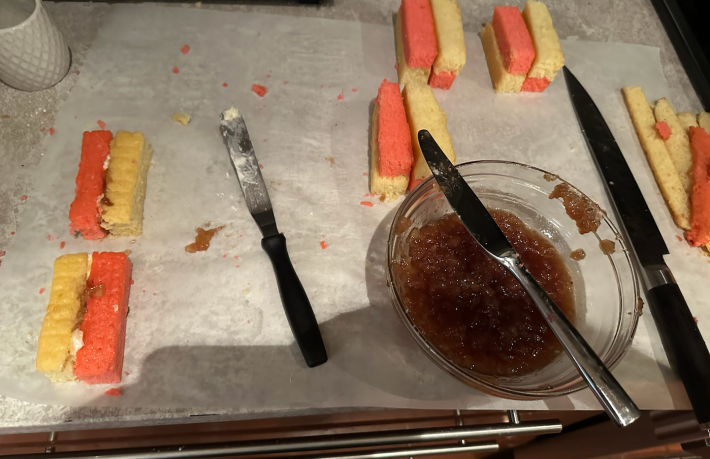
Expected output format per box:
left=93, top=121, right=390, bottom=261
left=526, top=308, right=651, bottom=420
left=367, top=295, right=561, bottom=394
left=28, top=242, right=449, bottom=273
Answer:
left=0, top=0, right=70, bottom=91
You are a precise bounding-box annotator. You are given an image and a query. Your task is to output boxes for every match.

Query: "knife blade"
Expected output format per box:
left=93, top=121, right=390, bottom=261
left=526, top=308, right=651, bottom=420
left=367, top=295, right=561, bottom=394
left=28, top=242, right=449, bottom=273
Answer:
left=563, top=66, right=710, bottom=427
left=418, top=130, right=639, bottom=427
left=220, top=107, right=327, bottom=368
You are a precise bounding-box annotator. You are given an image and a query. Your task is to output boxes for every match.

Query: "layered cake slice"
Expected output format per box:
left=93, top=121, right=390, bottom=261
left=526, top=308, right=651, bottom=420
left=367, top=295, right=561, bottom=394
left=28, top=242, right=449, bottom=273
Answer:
left=68, top=131, right=113, bottom=239
left=492, top=6, right=535, bottom=75
left=403, top=83, right=456, bottom=190
left=74, top=252, right=133, bottom=384
left=687, top=126, right=710, bottom=247
left=521, top=0, right=564, bottom=92
left=654, top=98, right=693, bottom=195
left=36, top=253, right=89, bottom=382
left=428, top=0, right=466, bottom=90
left=370, top=79, right=413, bottom=200
left=395, top=10, right=431, bottom=86
left=481, top=23, right=525, bottom=93
left=101, top=131, right=153, bottom=236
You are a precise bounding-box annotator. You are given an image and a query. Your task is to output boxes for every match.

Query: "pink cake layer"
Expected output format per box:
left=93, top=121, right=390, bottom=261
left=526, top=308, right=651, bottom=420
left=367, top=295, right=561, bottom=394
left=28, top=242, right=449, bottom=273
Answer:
left=401, top=0, right=438, bottom=68
left=68, top=131, right=113, bottom=239
left=377, top=79, right=413, bottom=177
left=492, top=6, right=535, bottom=75
left=74, top=252, right=132, bottom=385
left=429, top=71, right=456, bottom=90
left=521, top=76, right=550, bottom=92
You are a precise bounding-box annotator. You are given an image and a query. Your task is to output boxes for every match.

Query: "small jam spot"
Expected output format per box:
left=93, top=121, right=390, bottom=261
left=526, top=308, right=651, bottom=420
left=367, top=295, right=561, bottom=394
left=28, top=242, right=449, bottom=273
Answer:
left=130, top=279, right=135, bottom=285
left=47, top=235, right=55, bottom=241
left=320, top=240, right=329, bottom=250
left=60, top=241, right=65, bottom=249
left=49, top=128, right=55, bottom=135
left=360, top=201, right=373, bottom=207
left=326, top=157, right=335, bottom=165
left=543, top=173, right=559, bottom=182
left=676, top=235, right=683, bottom=242
left=379, top=194, right=386, bottom=202
left=185, top=225, right=225, bottom=253
left=259, top=163, right=264, bottom=169
left=104, top=388, right=122, bottom=396
left=570, top=249, right=586, bottom=260
left=637, top=297, right=644, bottom=316
left=251, top=84, right=268, bottom=97
left=172, top=66, right=179, bottom=74
left=181, top=44, right=190, bottom=54
left=549, top=183, right=603, bottom=234
left=352, top=88, right=358, bottom=92
left=599, top=239, right=616, bottom=255
left=97, top=119, right=106, bottom=130
left=39, top=288, right=45, bottom=294
left=395, top=217, right=413, bottom=236
left=223, top=82, right=228, bottom=87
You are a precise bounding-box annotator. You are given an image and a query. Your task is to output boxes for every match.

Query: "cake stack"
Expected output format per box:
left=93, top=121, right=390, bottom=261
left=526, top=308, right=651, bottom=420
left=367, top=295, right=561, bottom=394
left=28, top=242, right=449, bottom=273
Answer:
left=481, top=1, right=564, bottom=93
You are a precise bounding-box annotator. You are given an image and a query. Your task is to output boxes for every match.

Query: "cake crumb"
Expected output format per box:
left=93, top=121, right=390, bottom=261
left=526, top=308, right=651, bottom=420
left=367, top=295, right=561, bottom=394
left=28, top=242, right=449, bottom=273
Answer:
left=171, top=112, right=191, bottom=126
left=251, top=84, right=268, bottom=97
left=47, top=235, right=55, bottom=241
left=172, top=66, right=179, bottom=74
left=223, top=82, right=228, bottom=87
left=60, top=241, right=65, bottom=249
left=39, top=288, right=45, bottom=294
left=104, top=388, right=122, bottom=396
left=49, top=128, right=55, bottom=135
left=124, top=371, right=129, bottom=376
left=97, top=119, right=106, bottom=130
left=352, top=88, right=358, bottom=92
left=284, top=80, right=289, bottom=84
left=337, top=90, right=344, bottom=101
left=326, top=157, right=335, bottom=165
left=676, top=235, right=683, bottom=242
left=181, top=44, right=190, bottom=55
left=655, top=121, right=671, bottom=140
left=320, top=240, right=329, bottom=249
left=360, top=201, right=373, bottom=207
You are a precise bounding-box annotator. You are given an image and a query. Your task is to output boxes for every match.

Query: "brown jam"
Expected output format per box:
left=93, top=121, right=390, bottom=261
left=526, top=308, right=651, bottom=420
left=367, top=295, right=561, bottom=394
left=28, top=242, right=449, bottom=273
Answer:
left=185, top=225, right=225, bottom=253
left=394, top=210, right=576, bottom=377
left=549, top=183, right=603, bottom=235
left=570, top=249, right=586, bottom=261
left=543, top=173, right=559, bottom=182
left=637, top=297, right=644, bottom=316
left=599, top=239, right=615, bottom=255
left=100, top=196, right=113, bottom=207
left=84, top=284, right=105, bottom=303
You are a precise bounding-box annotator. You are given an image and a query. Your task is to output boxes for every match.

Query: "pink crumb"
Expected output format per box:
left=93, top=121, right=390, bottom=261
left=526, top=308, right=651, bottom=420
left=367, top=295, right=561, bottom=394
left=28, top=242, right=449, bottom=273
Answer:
left=0, top=251, right=5, bottom=257
left=694, top=317, right=699, bottom=324
left=223, top=82, right=228, bottom=87
left=97, top=119, right=106, bottom=130
left=39, top=288, right=45, bottom=294
left=247, top=320, right=251, bottom=324
left=259, top=163, right=264, bottom=169
left=656, top=121, right=671, bottom=140
left=251, top=84, right=268, bottom=97
left=60, top=241, right=65, bottom=249
left=181, top=44, right=190, bottom=55
left=76, top=70, right=80, bottom=75
left=172, top=66, right=179, bottom=74
left=320, top=240, right=329, bottom=250
left=222, top=254, right=227, bottom=258
left=394, top=63, right=399, bottom=71
left=320, top=84, right=324, bottom=88
left=266, top=74, right=271, bottom=78
left=676, top=235, right=683, bottom=242
left=124, top=371, right=129, bottom=376
left=360, top=201, right=374, bottom=207
left=362, top=172, right=368, bottom=176
left=235, top=265, right=240, bottom=268
left=130, top=279, right=135, bottom=285
left=153, top=292, right=156, bottom=296
left=234, top=255, right=239, bottom=259
left=352, top=88, right=358, bottom=92
left=337, top=90, right=344, bottom=101
left=284, top=81, right=289, bottom=84
left=104, top=388, right=122, bottom=396
left=47, top=235, right=55, bottom=241
left=40, top=127, right=45, bottom=132
left=263, top=139, right=267, bottom=142
left=49, top=128, right=55, bottom=135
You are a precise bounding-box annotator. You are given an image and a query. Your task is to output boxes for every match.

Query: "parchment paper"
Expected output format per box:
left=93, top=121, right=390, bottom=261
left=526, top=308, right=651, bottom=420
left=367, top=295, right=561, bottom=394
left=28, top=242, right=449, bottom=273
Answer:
left=0, top=4, right=704, bottom=411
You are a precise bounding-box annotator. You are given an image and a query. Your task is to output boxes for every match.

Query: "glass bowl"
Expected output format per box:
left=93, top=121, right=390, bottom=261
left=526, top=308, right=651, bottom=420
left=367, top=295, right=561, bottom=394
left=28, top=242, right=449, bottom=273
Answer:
left=386, top=160, right=640, bottom=399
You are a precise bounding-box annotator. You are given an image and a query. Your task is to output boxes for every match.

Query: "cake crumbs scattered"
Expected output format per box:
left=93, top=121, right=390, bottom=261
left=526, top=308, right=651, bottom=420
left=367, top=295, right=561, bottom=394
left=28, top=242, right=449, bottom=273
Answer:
left=97, top=120, right=106, bottom=130
left=360, top=201, right=373, bottom=207
left=60, top=241, right=65, bottom=249
left=49, top=128, right=55, bottom=135
left=223, top=82, right=228, bottom=87
left=181, top=44, right=190, bottom=55
left=251, top=84, right=268, bottom=97
left=104, top=388, right=122, bottom=396
left=172, top=66, right=179, bottom=74
left=320, top=240, right=329, bottom=250
left=39, top=288, right=45, bottom=294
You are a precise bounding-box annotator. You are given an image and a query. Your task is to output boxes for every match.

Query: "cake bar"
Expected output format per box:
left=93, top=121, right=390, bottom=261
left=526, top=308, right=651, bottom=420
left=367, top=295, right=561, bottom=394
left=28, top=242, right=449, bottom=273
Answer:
left=36, top=253, right=89, bottom=382
left=403, top=83, right=456, bottom=190
left=653, top=98, right=693, bottom=195
left=481, top=23, right=525, bottom=93
left=428, top=0, right=466, bottom=90
left=492, top=6, right=535, bottom=75
left=687, top=126, right=710, bottom=247
left=74, top=252, right=133, bottom=384
left=395, top=10, right=431, bottom=86
left=400, top=0, right=438, bottom=69
left=69, top=131, right=113, bottom=240
left=370, top=79, right=413, bottom=200
left=101, top=131, right=153, bottom=236
left=521, top=0, right=564, bottom=92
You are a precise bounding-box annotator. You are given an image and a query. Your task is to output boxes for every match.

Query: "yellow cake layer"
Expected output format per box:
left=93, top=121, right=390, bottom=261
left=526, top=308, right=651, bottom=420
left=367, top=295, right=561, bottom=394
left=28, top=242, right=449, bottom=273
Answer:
left=101, top=131, right=153, bottom=236
left=370, top=102, right=409, bottom=200
left=654, top=98, right=693, bottom=195
left=430, top=0, right=466, bottom=75
left=395, top=10, right=431, bottom=87
left=700, top=112, right=710, bottom=133
left=522, top=0, right=564, bottom=81
left=676, top=112, right=698, bottom=134
left=36, top=253, right=89, bottom=382
left=480, top=23, right=524, bottom=93
left=403, top=83, right=456, bottom=187
left=623, top=87, right=690, bottom=230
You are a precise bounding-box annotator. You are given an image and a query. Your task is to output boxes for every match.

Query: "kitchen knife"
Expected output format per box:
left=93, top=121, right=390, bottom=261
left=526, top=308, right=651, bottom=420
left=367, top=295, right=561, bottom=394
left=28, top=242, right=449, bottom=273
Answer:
left=418, top=130, right=640, bottom=427
left=220, top=107, right=327, bottom=368
left=563, top=66, right=710, bottom=428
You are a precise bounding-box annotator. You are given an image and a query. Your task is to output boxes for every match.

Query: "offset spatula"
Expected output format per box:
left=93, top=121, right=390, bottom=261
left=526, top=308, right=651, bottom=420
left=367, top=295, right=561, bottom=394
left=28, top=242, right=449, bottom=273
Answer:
left=417, top=130, right=640, bottom=427
left=220, top=107, right=327, bottom=368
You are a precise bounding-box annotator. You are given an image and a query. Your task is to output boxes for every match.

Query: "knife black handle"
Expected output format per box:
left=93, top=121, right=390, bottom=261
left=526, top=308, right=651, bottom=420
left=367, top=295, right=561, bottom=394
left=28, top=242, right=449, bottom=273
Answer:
left=261, top=234, right=328, bottom=368
left=646, top=282, right=710, bottom=426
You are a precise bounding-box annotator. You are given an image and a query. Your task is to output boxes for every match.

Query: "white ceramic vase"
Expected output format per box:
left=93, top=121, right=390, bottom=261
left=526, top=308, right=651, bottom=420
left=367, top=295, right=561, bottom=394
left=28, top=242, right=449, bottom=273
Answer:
left=0, top=0, right=70, bottom=91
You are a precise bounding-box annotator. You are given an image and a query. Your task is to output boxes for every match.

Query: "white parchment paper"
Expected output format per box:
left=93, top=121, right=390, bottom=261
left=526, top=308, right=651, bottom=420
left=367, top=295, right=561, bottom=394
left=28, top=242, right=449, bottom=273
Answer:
left=0, top=4, right=704, bottom=411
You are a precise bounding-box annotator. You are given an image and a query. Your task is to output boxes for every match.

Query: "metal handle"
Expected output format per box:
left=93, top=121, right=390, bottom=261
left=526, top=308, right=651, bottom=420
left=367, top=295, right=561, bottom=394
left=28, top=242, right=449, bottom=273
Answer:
left=499, top=255, right=640, bottom=427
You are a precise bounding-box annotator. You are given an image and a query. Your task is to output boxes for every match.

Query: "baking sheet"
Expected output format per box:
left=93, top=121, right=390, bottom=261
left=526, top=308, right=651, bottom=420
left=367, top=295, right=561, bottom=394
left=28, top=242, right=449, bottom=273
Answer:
left=0, top=4, right=704, bottom=411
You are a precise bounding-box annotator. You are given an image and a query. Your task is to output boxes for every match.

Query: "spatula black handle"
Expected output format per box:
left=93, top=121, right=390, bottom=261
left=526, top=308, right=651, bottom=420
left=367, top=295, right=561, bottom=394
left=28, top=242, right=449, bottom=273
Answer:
left=261, top=234, right=328, bottom=368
